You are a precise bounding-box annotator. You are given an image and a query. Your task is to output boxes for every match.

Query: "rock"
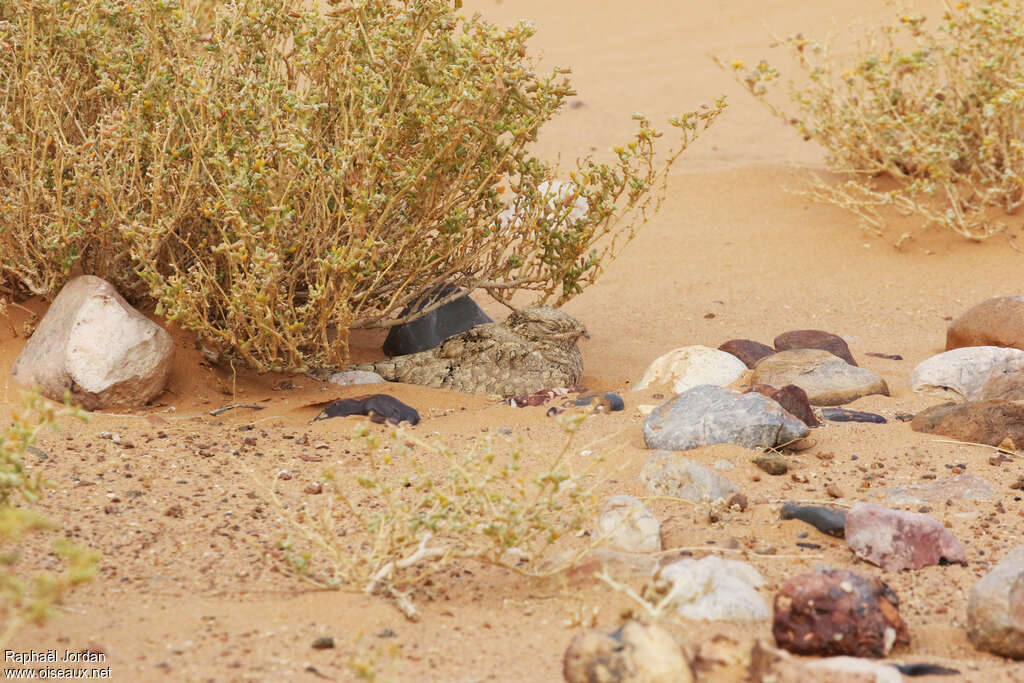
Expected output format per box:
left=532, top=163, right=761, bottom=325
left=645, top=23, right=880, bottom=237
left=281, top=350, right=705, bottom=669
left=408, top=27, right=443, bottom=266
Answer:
left=640, top=452, right=738, bottom=503
left=884, top=474, right=996, bottom=506
left=312, top=395, right=420, bottom=425
left=382, top=284, right=492, bottom=357
left=910, top=400, right=1024, bottom=446
left=750, top=641, right=904, bottom=683
left=328, top=370, right=386, bottom=386
left=642, top=385, right=809, bottom=451
left=821, top=408, right=887, bottom=424
left=11, top=275, right=173, bottom=410
left=575, top=393, right=625, bottom=411
left=909, top=347, right=1024, bottom=401
left=844, top=503, right=966, bottom=571
left=563, top=620, right=692, bottom=683
left=774, top=329, right=858, bottom=366
left=653, top=556, right=770, bottom=621
left=772, top=568, right=909, bottom=658
left=946, top=295, right=1024, bottom=352
left=751, top=349, right=889, bottom=406
left=967, top=545, right=1024, bottom=659
left=780, top=503, right=847, bottom=538
left=633, top=346, right=747, bottom=394
left=771, top=384, right=820, bottom=427
left=595, top=495, right=661, bottom=554
left=719, top=339, right=775, bottom=369
left=753, top=452, right=788, bottom=475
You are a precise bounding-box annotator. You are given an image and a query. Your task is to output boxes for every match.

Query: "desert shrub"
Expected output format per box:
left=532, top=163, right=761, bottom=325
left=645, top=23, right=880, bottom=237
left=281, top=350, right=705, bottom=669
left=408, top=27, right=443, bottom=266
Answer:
left=0, top=392, right=96, bottom=647
left=1, top=0, right=725, bottom=371
left=261, top=412, right=608, bottom=619
left=724, top=1, right=1024, bottom=240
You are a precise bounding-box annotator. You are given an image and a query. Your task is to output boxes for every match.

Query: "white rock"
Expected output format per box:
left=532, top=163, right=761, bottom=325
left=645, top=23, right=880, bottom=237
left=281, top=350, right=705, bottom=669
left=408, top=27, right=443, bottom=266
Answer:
left=495, top=179, right=589, bottom=233
left=655, top=556, right=769, bottom=621
left=329, top=370, right=386, bottom=386
left=806, top=657, right=903, bottom=683
left=909, top=346, right=1024, bottom=401
left=11, top=275, right=173, bottom=410
left=633, top=345, right=747, bottom=394
left=595, top=495, right=661, bottom=554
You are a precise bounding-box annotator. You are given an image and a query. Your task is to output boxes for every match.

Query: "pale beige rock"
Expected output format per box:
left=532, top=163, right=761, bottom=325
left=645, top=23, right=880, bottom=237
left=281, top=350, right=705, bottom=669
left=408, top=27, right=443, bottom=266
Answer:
left=11, top=275, right=173, bottom=410
left=563, top=621, right=692, bottom=683
left=595, top=495, right=661, bottom=554
left=751, top=349, right=889, bottom=406
left=633, top=345, right=747, bottom=394
left=909, top=346, right=1024, bottom=401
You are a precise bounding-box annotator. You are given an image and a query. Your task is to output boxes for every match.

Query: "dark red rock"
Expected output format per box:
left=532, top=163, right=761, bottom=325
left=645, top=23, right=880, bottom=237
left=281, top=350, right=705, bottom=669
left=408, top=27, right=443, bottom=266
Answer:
left=719, top=339, right=775, bottom=369
left=774, top=330, right=857, bottom=366
left=845, top=502, right=967, bottom=571
left=744, top=384, right=819, bottom=427
left=947, top=295, right=1024, bottom=351
left=911, top=400, right=1024, bottom=447
left=772, top=569, right=909, bottom=658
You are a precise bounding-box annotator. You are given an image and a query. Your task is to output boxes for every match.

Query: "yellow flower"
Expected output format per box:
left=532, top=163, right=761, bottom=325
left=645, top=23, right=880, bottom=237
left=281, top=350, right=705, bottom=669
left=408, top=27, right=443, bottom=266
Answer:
left=730, top=60, right=744, bottom=69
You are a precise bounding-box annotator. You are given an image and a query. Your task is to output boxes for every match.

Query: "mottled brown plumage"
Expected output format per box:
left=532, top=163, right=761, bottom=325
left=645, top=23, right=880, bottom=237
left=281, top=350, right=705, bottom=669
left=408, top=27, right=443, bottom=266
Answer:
left=351, top=306, right=588, bottom=397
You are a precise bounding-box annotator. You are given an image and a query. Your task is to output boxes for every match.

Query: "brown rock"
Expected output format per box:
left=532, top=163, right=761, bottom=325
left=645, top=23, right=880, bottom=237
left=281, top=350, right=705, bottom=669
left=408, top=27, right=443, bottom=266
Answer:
left=11, top=275, right=173, bottom=410
left=772, top=384, right=820, bottom=427
left=947, top=295, right=1024, bottom=351
left=911, top=400, right=1024, bottom=446
left=563, top=620, right=693, bottom=683
left=772, top=569, right=909, bottom=658
left=719, top=339, right=776, bottom=369
left=845, top=502, right=966, bottom=571
left=774, top=329, right=857, bottom=366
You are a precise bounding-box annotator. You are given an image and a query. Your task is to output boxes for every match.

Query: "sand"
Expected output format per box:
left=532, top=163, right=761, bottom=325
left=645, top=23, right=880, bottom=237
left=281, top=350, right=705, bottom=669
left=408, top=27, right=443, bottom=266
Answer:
left=3, top=0, right=1024, bottom=680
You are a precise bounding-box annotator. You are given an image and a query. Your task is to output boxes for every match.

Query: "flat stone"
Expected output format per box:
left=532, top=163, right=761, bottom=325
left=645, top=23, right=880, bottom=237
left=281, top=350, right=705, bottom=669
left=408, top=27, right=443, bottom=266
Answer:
left=821, top=408, right=887, bottom=424
left=910, top=400, right=1024, bottom=446
left=845, top=502, right=966, bottom=571
left=753, top=452, right=788, bottom=476
left=11, top=275, right=173, bottom=410
left=780, top=503, right=847, bottom=538
left=752, top=349, right=889, bottom=406
left=653, top=556, right=770, bottom=621
left=774, top=329, right=858, bottom=366
left=772, top=568, right=909, bottom=658
left=328, top=370, right=386, bottom=386
left=719, top=339, right=776, bottom=369
left=382, top=284, right=492, bottom=356
left=884, top=474, right=996, bottom=506
left=633, top=346, right=747, bottom=394
left=967, top=545, right=1024, bottom=659
left=563, top=621, right=692, bottom=683
left=909, top=346, right=1024, bottom=401
left=947, top=295, right=1024, bottom=351
left=640, top=452, right=738, bottom=504
left=595, top=495, right=661, bottom=554
left=642, top=385, right=809, bottom=451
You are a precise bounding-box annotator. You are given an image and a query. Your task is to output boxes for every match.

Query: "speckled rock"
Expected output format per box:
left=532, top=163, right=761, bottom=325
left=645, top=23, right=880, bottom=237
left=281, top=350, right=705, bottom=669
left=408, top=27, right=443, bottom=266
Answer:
left=563, top=620, right=692, bottom=683
left=774, top=329, right=858, bottom=366
left=751, top=349, right=889, bottom=406
left=884, top=474, right=996, bottom=506
left=595, top=495, right=661, bottom=554
left=328, top=370, right=386, bottom=386
left=845, top=503, right=966, bottom=571
left=653, top=556, right=770, bottom=621
left=909, top=346, right=1024, bottom=401
left=967, top=546, right=1024, bottom=659
left=947, top=295, right=1024, bottom=352
left=633, top=346, right=747, bottom=394
left=640, top=452, right=738, bottom=504
left=642, top=385, right=809, bottom=451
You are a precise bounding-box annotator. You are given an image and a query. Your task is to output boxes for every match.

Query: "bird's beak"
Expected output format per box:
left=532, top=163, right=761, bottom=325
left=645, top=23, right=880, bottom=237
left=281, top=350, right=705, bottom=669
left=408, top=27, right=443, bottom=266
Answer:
left=581, top=330, right=590, bottom=340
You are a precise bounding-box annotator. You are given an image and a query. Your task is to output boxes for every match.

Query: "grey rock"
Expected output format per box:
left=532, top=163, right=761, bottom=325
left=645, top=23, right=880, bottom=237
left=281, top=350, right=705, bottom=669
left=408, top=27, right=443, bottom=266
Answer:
left=595, top=495, right=661, bottom=554
left=642, top=385, right=809, bottom=451
left=653, top=556, right=770, bottom=621
left=884, top=474, right=995, bottom=506
left=563, top=620, right=692, bottom=683
left=967, top=545, right=1024, bottom=659
left=909, top=346, right=1024, bottom=401
left=640, top=452, right=738, bottom=504
left=11, top=275, right=172, bottom=410
left=751, top=349, right=889, bottom=406
left=633, top=345, right=747, bottom=394
left=845, top=503, right=966, bottom=571
left=328, top=370, right=386, bottom=386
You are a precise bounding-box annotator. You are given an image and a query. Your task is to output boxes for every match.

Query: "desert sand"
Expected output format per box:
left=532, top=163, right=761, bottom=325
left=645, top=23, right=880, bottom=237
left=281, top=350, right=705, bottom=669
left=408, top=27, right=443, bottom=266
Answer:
left=3, top=0, right=1024, bottom=680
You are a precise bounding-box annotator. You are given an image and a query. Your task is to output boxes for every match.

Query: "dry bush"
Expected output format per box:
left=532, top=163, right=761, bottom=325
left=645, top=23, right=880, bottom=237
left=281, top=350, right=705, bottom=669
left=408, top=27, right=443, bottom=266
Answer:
left=1, top=0, right=724, bottom=371
left=260, top=412, right=610, bottom=619
left=723, top=1, right=1024, bottom=240
left=0, top=392, right=96, bottom=647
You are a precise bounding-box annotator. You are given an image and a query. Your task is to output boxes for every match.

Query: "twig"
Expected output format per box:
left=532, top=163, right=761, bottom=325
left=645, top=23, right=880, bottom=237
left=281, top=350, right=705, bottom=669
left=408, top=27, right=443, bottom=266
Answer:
left=209, top=403, right=266, bottom=417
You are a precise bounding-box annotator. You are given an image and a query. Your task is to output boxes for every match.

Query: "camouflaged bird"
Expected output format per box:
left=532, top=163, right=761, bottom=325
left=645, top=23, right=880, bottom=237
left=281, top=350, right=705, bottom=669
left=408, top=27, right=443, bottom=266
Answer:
left=351, top=306, right=588, bottom=397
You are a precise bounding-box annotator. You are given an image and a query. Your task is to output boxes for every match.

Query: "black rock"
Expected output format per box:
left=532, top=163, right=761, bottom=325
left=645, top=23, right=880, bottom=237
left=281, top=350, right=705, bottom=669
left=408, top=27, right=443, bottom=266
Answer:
left=821, top=408, right=887, bottom=424
left=894, top=663, right=961, bottom=676
left=382, top=284, right=492, bottom=356
left=313, top=395, right=420, bottom=425
left=780, top=503, right=847, bottom=538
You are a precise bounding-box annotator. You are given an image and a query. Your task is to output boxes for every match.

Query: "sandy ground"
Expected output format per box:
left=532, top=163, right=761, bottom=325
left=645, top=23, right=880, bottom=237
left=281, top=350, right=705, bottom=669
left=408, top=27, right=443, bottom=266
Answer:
left=3, top=0, right=1024, bottom=680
